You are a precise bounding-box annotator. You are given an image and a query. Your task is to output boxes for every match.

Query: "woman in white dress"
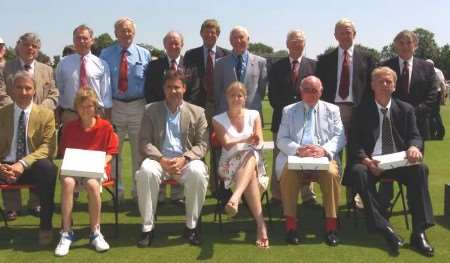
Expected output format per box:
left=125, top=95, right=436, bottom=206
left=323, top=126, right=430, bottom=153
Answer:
left=212, top=81, right=269, bottom=248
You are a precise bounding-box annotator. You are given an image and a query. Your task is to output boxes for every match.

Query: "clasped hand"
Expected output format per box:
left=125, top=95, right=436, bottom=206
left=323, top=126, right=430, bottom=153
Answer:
left=296, top=145, right=326, bottom=158
left=0, top=163, right=24, bottom=184
left=160, top=156, right=187, bottom=179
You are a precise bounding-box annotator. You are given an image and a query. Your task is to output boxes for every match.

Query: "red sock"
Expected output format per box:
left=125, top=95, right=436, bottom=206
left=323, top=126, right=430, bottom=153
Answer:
left=285, top=216, right=297, bottom=232
left=325, top=218, right=337, bottom=232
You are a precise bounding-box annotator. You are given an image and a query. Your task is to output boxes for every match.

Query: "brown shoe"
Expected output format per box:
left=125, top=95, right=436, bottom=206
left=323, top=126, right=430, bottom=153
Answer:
left=38, top=229, right=53, bottom=246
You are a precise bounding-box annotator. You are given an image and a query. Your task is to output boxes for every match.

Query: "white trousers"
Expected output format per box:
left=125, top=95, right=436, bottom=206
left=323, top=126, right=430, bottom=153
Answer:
left=136, top=158, right=209, bottom=232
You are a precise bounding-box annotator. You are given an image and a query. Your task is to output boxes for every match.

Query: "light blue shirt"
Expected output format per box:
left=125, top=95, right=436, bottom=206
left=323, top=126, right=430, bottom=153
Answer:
left=161, top=103, right=183, bottom=157
left=100, top=43, right=151, bottom=100
left=232, top=50, right=249, bottom=81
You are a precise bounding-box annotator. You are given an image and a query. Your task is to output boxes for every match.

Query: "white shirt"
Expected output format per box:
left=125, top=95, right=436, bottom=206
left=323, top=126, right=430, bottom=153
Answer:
left=335, top=46, right=354, bottom=103
left=4, top=103, right=33, bottom=163
left=55, top=52, right=112, bottom=109
left=289, top=55, right=302, bottom=69
left=399, top=56, right=413, bottom=88
left=372, top=99, right=392, bottom=156
left=203, top=45, right=217, bottom=67
left=19, top=59, right=35, bottom=75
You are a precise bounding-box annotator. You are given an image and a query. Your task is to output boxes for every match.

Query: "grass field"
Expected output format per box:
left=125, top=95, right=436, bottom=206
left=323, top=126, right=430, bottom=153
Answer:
left=0, top=100, right=449, bottom=263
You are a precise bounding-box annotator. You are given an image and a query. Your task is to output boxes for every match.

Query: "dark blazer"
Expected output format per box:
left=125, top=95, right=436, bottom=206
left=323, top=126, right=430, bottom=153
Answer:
left=268, top=56, right=316, bottom=133
left=381, top=57, right=438, bottom=139
left=343, top=98, right=423, bottom=185
left=183, top=46, right=229, bottom=107
left=144, top=55, right=184, bottom=103
left=315, top=46, right=376, bottom=107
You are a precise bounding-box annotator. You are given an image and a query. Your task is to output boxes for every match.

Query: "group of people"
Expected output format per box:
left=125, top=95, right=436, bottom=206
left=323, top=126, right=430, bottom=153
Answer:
left=0, top=16, right=441, bottom=257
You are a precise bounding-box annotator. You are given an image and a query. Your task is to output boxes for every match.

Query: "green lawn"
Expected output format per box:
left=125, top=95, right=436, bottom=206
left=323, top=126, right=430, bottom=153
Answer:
left=1, top=100, right=449, bottom=263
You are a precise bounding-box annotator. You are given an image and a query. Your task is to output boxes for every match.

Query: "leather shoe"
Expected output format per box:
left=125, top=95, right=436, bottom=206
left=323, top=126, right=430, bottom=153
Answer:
left=137, top=230, right=154, bottom=247
left=6, top=210, right=17, bottom=221
left=171, top=199, right=185, bottom=208
left=286, top=230, right=300, bottom=245
left=29, top=206, right=41, bottom=217
left=381, top=226, right=404, bottom=254
left=325, top=231, right=340, bottom=246
left=410, top=232, right=434, bottom=257
left=183, top=226, right=201, bottom=246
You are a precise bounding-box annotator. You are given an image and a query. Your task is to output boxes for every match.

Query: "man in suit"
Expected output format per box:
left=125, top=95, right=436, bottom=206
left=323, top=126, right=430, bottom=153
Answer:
left=100, top=17, right=151, bottom=201
left=214, top=26, right=267, bottom=117
left=268, top=30, right=317, bottom=205
left=0, top=71, right=57, bottom=245
left=276, top=76, right=345, bottom=246
left=144, top=31, right=185, bottom=203
left=2, top=33, right=59, bottom=220
left=348, top=67, right=434, bottom=257
left=379, top=30, right=438, bottom=209
left=136, top=70, right=209, bottom=247
left=183, top=19, right=229, bottom=196
left=316, top=18, right=376, bottom=208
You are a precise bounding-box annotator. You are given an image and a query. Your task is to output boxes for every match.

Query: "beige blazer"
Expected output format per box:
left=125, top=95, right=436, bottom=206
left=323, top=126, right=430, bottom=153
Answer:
left=3, top=59, right=59, bottom=109
left=138, top=100, right=208, bottom=163
left=0, top=103, right=56, bottom=166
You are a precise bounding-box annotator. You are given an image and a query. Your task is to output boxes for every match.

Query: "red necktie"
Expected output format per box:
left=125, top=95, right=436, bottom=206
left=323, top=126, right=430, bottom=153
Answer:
left=399, top=60, right=410, bottom=97
left=170, top=59, right=177, bottom=71
left=79, top=55, right=88, bottom=89
left=205, top=49, right=214, bottom=97
left=291, top=60, right=300, bottom=86
left=338, top=50, right=350, bottom=99
left=118, top=49, right=128, bottom=93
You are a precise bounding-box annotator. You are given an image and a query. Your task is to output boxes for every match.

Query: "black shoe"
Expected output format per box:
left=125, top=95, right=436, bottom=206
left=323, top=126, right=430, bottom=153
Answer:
left=183, top=226, right=201, bottom=246
left=302, top=198, right=320, bottom=208
left=137, top=230, right=154, bottom=247
left=6, top=210, right=17, bottom=221
left=380, top=226, right=404, bottom=254
left=325, top=231, right=340, bottom=246
left=29, top=206, right=41, bottom=217
left=410, top=232, right=434, bottom=257
left=171, top=199, right=185, bottom=208
left=286, top=230, right=300, bottom=245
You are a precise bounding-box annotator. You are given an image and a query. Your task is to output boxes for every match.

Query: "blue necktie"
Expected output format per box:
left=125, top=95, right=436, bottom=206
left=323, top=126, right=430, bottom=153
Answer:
left=302, top=108, right=314, bottom=145
left=236, top=55, right=243, bottom=82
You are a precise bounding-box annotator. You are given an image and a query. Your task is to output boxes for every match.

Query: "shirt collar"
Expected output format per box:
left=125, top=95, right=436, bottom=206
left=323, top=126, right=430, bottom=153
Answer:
left=167, top=55, right=181, bottom=65
left=119, top=42, right=137, bottom=55
left=375, top=99, right=392, bottom=113
left=304, top=102, right=318, bottom=112
left=14, top=102, right=33, bottom=114
left=399, top=56, right=413, bottom=67
left=19, top=58, right=35, bottom=69
left=203, top=45, right=216, bottom=54
left=232, top=50, right=249, bottom=60
left=338, top=45, right=354, bottom=57
left=164, top=101, right=184, bottom=115
left=289, top=56, right=302, bottom=64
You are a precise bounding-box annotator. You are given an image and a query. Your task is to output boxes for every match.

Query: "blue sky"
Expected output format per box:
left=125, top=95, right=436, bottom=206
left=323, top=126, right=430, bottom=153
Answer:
left=1, top=0, right=449, bottom=58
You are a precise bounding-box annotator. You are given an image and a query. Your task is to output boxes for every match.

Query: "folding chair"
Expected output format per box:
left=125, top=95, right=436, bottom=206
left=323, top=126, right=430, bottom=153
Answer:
left=380, top=178, right=409, bottom=230
left=0, top=184, right=36, bottom=227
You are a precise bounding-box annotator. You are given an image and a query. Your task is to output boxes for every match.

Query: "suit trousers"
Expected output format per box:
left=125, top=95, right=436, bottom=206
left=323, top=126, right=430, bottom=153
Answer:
left=280, top=161, right=340, bottom=219
left=136, top=159, right=209, bottom=232
left=4, top=159, right=57, bottom=230
left=111, top=99, right=145, bottom=195
left=352, top=163, right=434, bottom=233
left=271, top=132, right=316, bottom=201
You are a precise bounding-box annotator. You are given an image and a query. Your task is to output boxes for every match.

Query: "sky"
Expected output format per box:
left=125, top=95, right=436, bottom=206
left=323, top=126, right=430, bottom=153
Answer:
left=1, top=0, right=449, bottom=59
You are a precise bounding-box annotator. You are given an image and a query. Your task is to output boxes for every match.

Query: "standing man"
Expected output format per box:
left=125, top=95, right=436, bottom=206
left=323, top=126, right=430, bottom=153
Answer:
left=2, top=33, right=59, bottom=220
left=276, top=76, right=345, bottom=246
left=100, top=17, right=151, bottom=200
left=316, top=18, right=376, bottom=207
left=347, top=67, right=434, bottom=257
left=214, top=26, right=267, bottom=117
left=144, top=31, right=185, bottom=204
left=56, top=24, right=112, bottom=124
left=268, top=30, right=317, bottom=205
left=183, top=19, right=229, bottom=195
left=0, top=37, right=11, bottom=108
left=0, top=71, right=57, bottom=246
left=136, top=70, right=209, bottom=247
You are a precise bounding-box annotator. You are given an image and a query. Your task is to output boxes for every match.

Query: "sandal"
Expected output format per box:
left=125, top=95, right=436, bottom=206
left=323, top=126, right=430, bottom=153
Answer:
left=224, top=200, right=238, bottom=217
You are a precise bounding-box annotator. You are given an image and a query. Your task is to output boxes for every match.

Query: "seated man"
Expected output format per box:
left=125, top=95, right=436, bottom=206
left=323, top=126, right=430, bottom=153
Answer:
left=0, top=71, right=57, bottom=245
left=347, top=67, right=434, bottom=257
left=136, top=70, right=209, bottom=247
left=276, top=76, right=346, bottom=246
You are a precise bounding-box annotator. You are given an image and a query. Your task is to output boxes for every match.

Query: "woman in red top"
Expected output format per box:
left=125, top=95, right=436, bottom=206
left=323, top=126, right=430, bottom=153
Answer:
left=55, top=89, right=118, bottom=257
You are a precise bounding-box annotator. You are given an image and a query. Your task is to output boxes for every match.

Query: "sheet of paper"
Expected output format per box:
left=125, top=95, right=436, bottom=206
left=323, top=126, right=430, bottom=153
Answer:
left=372, top=151, right=419, bottom=170
left=60, top=148, right=106, bottom=178
left=288, top=155, right=330, bottom=171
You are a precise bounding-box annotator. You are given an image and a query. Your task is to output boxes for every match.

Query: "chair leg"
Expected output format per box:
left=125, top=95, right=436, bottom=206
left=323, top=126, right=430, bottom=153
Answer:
left=0, top=206, right=8, bottom=227
left=398, top=183, right=410, bottom=230
left=114, top=154, right=120, bottom=237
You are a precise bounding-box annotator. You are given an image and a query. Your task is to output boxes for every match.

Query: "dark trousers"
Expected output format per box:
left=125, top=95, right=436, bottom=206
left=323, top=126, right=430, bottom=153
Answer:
left=15, top=159, right=57, bottom=230
left=352, top=163, right=434, bottom=233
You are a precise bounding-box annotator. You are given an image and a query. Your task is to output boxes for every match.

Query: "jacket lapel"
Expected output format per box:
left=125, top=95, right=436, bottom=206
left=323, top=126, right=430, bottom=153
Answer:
left=4, top=105, right=15, bottom=150
left=180, top=103, right=189, bottom=149
left=27, top=105, right=39, bottom=148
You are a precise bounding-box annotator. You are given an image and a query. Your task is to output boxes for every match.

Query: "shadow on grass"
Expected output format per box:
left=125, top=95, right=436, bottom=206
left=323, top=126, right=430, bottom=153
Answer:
left=434, top=215, right=450, bottom=230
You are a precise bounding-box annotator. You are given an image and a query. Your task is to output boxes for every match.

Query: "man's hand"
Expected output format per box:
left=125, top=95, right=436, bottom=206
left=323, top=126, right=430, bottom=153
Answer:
left=160, top=156, right=187, bottom=178
left=406, top=146, right=423, bottom=164
left=0, top=163, right=22, bottom=183
left=296, top=145, right=326, bottom=158
left=362, top=158, right=383, bottom=177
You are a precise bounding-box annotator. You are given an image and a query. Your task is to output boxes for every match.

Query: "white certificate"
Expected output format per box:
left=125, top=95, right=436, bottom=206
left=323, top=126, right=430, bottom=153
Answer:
left=60, top=148, right=106, bottom=178
left=372, top=151, right=419, bottom=170
left=288, top=155, right=330, bottom=171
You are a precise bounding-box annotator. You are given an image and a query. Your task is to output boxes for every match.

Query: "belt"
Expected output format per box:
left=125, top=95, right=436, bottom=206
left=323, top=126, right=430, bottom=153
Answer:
left=114, top=97, right=144, bottom=103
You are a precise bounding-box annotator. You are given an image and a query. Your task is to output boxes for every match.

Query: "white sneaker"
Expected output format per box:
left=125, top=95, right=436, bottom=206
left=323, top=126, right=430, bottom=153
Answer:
left=90, top=232, right=110, bottom=252
left=54, top=231, right=74, bottom=257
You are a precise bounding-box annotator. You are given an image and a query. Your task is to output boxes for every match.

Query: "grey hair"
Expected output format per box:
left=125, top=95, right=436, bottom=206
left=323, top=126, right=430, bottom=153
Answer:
left=230, top=25, right=250, bottom=39
left=163, top=31, right=184, bottom=46
left=13, top=71, right=35, bottom=88
left=335, top=18, right=356, bottom=33
left=18, top=32, right=41, bottom=49
left=286, top=30, right=306, bottom=43
left=114, top=17, right=136, bottom=32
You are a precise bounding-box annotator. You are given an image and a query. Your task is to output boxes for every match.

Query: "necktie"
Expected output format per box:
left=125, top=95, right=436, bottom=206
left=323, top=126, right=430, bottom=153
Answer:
left=291, top=60, right=300, bottom=87
left=339, top=50, right=350, bottom=99
left=381, top=108, right=395, bottom=154
left=170, top=59, right=177, bottom=71
left=118, top=49, right=128, bottom=93
left=205, top=49, right=214, bottom=97
left=16, top=111, right=26, bottom=161
left=302, top=108, right=314, bottom=145
left=399, top=61, right=410, bottom=97
left=236, top=55, right=243, bottom=82
left=79, top=55, right=88, bottom=89
left=24, top=64, right=31, bottom=71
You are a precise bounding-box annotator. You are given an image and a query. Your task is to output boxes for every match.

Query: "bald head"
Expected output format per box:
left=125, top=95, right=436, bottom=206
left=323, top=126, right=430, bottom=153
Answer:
left=300, top=76, right=323, bottom=107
